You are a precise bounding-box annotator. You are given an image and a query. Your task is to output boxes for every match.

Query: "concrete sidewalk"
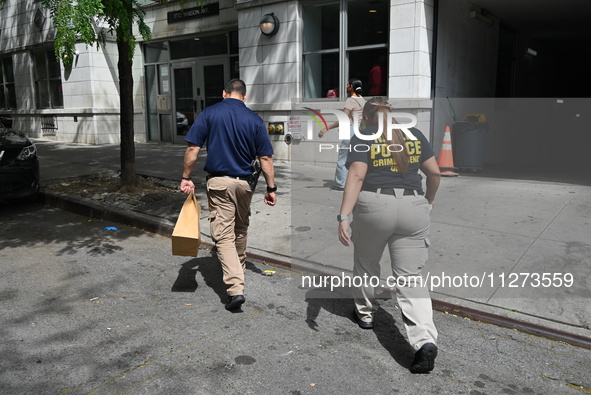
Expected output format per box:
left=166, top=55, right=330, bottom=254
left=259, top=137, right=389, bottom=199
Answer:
left=35, top=139, right=591, bottom=342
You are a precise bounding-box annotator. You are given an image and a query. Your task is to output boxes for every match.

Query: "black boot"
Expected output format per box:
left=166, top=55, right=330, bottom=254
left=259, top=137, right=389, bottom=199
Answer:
left=410, top=342, right=437, bottom=373
left=225, top=295, right=245, bottom=311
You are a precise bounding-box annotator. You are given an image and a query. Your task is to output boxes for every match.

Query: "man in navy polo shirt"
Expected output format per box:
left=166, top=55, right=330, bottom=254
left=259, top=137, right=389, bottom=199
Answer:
left=180, top=79, right=277, bottom=311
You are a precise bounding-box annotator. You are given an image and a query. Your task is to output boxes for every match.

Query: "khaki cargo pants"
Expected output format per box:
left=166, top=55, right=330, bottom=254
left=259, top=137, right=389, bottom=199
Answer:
left=206, top=176, right=253, bottom=296
left=351, top=189, right=438, bottom=351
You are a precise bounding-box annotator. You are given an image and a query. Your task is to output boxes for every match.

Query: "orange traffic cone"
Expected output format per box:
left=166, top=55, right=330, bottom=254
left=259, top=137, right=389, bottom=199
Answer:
left=438, top=125, right=459, bottom=177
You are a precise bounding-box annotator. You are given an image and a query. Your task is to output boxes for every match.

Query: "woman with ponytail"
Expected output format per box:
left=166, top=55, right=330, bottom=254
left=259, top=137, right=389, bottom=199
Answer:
left=318, top=78, right=366, bottom=191
left=336, top=97, right=441, bottom=374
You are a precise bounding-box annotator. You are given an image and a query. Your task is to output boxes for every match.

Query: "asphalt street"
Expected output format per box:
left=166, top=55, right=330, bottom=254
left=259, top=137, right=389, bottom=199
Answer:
left=1, top=202, right=590, bottom=394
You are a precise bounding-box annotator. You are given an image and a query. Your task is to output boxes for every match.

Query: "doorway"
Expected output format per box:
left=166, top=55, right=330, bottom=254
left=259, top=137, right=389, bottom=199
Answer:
left=171, top=58, right=229, bottom=144
left=148, top=57, right=229, bottom=144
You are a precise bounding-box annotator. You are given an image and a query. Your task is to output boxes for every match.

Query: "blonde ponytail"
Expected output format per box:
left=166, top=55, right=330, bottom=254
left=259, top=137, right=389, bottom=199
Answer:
left=362, top=97, right=410, bottom=176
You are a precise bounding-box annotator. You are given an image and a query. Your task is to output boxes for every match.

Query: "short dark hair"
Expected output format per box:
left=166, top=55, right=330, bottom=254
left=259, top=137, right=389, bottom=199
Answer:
left=224, top=79, right=247, bottom=96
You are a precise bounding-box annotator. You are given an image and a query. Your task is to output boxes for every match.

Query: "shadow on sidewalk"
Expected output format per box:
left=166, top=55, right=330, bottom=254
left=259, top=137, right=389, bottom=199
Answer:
left=304, top=287, right=415, bottom=369
left=171, top=255, right=263, bottom=305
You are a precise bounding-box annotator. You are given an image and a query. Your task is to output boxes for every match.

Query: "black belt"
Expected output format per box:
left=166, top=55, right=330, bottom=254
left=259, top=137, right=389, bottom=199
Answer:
left=206, top=174, right=249, bottom=181
left=362, top=187, right=424, bottom=196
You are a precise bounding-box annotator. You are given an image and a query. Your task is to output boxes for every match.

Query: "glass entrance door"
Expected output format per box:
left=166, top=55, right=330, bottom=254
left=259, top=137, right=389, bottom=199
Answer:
left=172, top=62, right=196, bottom=142
left=146, top=63, right=176, bottom=142
left=200, top=59, right=228, bottom=109
left=170, top=58, right=229, bottom=144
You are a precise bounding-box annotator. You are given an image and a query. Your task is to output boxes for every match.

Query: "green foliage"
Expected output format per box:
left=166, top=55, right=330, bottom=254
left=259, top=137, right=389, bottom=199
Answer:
left=42, top=0, right=104, bottom=64
left=41, top=0, right=207, bottom=66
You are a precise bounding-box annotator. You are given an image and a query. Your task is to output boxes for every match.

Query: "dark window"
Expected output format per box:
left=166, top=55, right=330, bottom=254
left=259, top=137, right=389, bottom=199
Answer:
left=144, top=42, right=170, bottom=63
left=170, top=34, right=228, bottom=60
left=0, top=57, right=17, bottom=109
left=303, top=52, right=339, bottom=99
left=303, top=0, right=389, bottom=99
left=34, top=51, right=63, bottom=109
left=347, top=0, right=389, bottom=47
left=229, top=30, right=239, bottom=55
left=303, top=2, right=340, bottom=52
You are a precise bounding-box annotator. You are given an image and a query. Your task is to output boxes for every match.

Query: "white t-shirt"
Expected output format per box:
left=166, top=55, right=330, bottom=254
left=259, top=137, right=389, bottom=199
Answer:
left=345, top=96, right=366, bottom=125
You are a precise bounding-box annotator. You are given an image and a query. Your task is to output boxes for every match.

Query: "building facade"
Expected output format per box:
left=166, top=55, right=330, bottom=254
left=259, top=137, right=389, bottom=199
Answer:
left=0, top=0, right=144, bottom=144
left=1, top=0, right=437, bottom=163
left=140, top=0, right=437, bottom=163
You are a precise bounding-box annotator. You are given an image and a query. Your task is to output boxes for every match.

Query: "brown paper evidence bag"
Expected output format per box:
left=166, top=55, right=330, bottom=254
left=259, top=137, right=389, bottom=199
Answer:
left=171, top=191, right=202, bottom=257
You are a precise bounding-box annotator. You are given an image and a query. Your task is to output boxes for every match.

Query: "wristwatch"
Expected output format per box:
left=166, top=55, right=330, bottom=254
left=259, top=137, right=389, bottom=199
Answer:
left=266, top=185, right=277, bottom=193
left=337, top=215, right=349, bottom=222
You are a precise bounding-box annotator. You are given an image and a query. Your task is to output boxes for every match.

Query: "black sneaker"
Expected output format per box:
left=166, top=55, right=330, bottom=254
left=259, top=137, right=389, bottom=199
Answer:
left=410, top=342, right=438, bottom=374
left=225, top=295, right=245, bottom=310
left=353, top=312, right=374, bottom=329
left=329, top=186, right=345, bottom=192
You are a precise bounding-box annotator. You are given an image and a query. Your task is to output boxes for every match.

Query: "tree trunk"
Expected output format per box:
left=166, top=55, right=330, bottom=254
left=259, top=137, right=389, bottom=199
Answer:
left=117, top=32, right=138, bottom=189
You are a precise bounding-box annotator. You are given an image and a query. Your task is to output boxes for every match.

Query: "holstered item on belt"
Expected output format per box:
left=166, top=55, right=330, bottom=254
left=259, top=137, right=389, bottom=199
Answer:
left=246, top=158, right=262, bottom=191
left=206, top=158, right=262, bottom=191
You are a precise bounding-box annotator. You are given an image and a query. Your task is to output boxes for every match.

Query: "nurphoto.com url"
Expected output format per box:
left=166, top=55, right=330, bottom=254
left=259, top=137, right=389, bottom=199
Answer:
left=301, top=272, right=574, bottom=292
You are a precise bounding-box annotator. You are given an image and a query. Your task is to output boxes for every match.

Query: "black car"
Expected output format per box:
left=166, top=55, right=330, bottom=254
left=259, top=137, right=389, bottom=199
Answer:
left=0, top=116, right=12, bottom=128
left=0, top=121, right=40, bottom=202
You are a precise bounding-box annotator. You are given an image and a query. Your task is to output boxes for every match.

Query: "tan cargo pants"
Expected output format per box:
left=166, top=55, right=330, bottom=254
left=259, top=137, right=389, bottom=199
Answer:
left=206, top=176, right=253, bottom=296
left=351, top=189, right=437, bottom=350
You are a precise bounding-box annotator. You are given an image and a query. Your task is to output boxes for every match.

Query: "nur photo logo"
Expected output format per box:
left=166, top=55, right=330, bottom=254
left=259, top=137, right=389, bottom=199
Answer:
left=294, top=108, right=419, bottom=144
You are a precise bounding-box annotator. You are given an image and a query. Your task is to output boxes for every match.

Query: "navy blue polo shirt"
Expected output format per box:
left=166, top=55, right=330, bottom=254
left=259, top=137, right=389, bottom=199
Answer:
left=184, top=98, right=274, bottom=177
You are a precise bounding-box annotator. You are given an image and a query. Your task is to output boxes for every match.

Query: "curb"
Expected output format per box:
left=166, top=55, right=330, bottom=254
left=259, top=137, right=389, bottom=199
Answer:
left=432, top=300, right=591, bottom=350
left=42, top=190, right=176, bottom=237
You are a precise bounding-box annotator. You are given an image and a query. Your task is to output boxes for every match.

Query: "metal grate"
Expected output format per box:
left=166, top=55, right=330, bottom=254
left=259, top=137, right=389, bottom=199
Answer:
left=41, top=115, right=58, bottom=136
